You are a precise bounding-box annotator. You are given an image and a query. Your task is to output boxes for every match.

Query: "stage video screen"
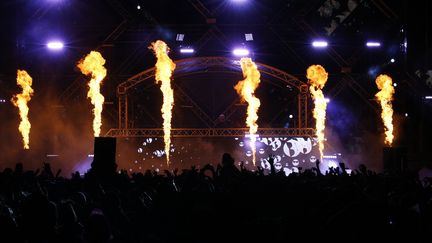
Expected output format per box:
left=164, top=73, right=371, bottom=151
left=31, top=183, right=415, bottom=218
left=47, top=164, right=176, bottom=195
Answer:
left=117, top=136, right=320, bottom=175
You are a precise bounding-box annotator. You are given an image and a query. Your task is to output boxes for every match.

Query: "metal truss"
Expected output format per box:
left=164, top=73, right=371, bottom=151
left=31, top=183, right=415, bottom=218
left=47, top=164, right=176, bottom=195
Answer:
left=298, top=84, right=309, bottom=128
left=187, top=0, right=214, bottom=21
left=105, top=128, right=316, bottom=138
left=60, top=0, right=132, bottom=104
left=118, top=94, right=128, bottom=128
left=173, top=83, right=216, bottom=128
left=292, top=18, right=380, bottom=112
left=116, top=56, right=308, bottom=129
left=214, top=97, right=242, bottom=125
left=60, top=0, right=161, bottom=105
left=118, top=56, right=304, bottom=94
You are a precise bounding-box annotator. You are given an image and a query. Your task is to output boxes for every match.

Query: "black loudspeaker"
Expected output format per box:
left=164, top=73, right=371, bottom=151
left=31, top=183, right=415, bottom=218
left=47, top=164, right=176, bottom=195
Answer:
left=383, top=147, right=407, bottom=172
left=90, top=137, right=117, bottom=178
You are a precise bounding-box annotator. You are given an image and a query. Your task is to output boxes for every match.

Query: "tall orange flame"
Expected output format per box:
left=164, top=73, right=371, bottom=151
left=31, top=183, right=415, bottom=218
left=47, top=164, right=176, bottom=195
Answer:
left=77, top=51, right=107, bottom=137
left=235, top=58, right=261, bottom=166
left=150, top=40, right=176, bottom=166
left=11, top=70, right=34, bottom=149
left=375, top=74, right=395, bottom=146
left=307, top=65, right=329, bottom=160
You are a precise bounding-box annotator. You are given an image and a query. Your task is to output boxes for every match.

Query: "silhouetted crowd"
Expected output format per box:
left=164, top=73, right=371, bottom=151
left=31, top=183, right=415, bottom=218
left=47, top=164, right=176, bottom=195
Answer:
left=1, top=153, right=431, bottom=243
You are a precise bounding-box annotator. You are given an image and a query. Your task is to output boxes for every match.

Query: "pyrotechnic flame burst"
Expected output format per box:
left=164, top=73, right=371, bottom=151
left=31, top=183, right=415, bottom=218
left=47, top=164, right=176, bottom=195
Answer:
left=150, top=40, right=176, bottom=166
left=375, top=74, right=395, bottom=146
left=11, top=70, right=34, bottom=149
left=77, top=51, right=107, bottom=137
left=235, top=58, right=261, bottom=166
left=307, top=65, right=329, bottom=160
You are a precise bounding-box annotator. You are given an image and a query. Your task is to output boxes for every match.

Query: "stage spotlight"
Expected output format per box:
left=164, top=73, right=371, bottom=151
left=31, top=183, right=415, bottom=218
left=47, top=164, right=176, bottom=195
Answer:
left=425, top=96, right=432, bottom=100
left=324, top=97, right=330, bottom=103
left=289, top=114, right=294, bottom=119
left=405, top=113, right=409, bottom=117
left=245, top=33, right=254, bottom=41
left=312, top=40, right=328, bottom=48
left=390, top=58, right=395, bottom=63
left=176, top=34, right=185, bottom=42
left=47, top=41, right=64, bottom=50
left=137, top=5, right=141, bottom=10
left=180, top=48, right=194, bottom=54
left=232, top=0, right=247, bottom=3
left=393, top=83, right=398, bottom=87
left=233, top=48, right=250, bottom=57
left=366, top=41, right=381, bottom=47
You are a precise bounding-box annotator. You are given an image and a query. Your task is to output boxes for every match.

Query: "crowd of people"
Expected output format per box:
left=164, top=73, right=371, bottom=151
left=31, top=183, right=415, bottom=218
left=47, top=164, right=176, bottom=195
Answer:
left=0, top=153, right=431, bottom=242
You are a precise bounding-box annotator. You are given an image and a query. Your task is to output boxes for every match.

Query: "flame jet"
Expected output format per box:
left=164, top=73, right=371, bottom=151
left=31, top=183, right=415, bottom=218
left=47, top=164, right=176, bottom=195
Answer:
left=11, top=70, right=34, bottom=149
left=234, top=58, right=262, bottom=166
left=375, top=74, right=395, bottom=146
left=307, top=65, right=329, bottom=160
left=77, top=51, right=107, bottom=137
left=150, top=40, right=176, bottom=166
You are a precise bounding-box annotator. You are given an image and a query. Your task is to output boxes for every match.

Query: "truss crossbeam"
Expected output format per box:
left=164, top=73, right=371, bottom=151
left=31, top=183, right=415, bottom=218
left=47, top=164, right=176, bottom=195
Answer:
left=105, top=128, right=316, bottom=138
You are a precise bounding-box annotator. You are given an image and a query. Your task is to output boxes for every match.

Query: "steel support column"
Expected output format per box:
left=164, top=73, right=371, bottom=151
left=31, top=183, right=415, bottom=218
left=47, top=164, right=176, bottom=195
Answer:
left=298, top=84, right=309, bottom=128
left=119, top=94, right=128, bottom=129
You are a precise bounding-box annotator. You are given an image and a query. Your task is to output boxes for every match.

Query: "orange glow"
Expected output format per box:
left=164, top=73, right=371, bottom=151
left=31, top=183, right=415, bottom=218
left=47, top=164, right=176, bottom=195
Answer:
left=307, top=65, right=329, bottom=160
left=77, top=51, right=107, bottom=137
left=150, top=40, right=176, bottom=166
left=375, top=74, right=395, bottom=146
left=11, top=70, right=34, bottom=149
left=235, top=58, right=261, bottom=166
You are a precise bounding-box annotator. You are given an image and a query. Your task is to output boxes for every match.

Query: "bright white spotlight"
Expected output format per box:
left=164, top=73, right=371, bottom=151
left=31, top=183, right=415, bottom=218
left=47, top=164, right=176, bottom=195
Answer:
left=180, top=48, right=194, bottom=54
left=324, top=97, right=331, bottom=103
left=137, top=5, right=141, bottom=10
left=176, top=34, right=185, bottom=42
left=233, top=48, right=250, bottom=56
left=425, top=96, right=432, bottom=100
left=312, top=41, right=328, bottom=48
left=390, top=58, right=395, bottom=63
left=47, top=41, right=64, bottom=50
left=366, top=42, right=381, bottom=47
left=245, top=33, right=254, bottom=41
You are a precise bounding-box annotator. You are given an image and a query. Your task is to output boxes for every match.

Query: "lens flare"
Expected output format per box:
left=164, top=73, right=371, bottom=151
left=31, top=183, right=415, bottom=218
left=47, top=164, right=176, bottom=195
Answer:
left=307, top=65, right=329, bottom=160
left=77, top=51, right=107, bottom=137
left=11, top=70, right=34, bottom=149
left=235, top=57, right=261, bottom=165
left=375, top=74, right=395, bottom=146
left=150, top=40, right=176, bottom=166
